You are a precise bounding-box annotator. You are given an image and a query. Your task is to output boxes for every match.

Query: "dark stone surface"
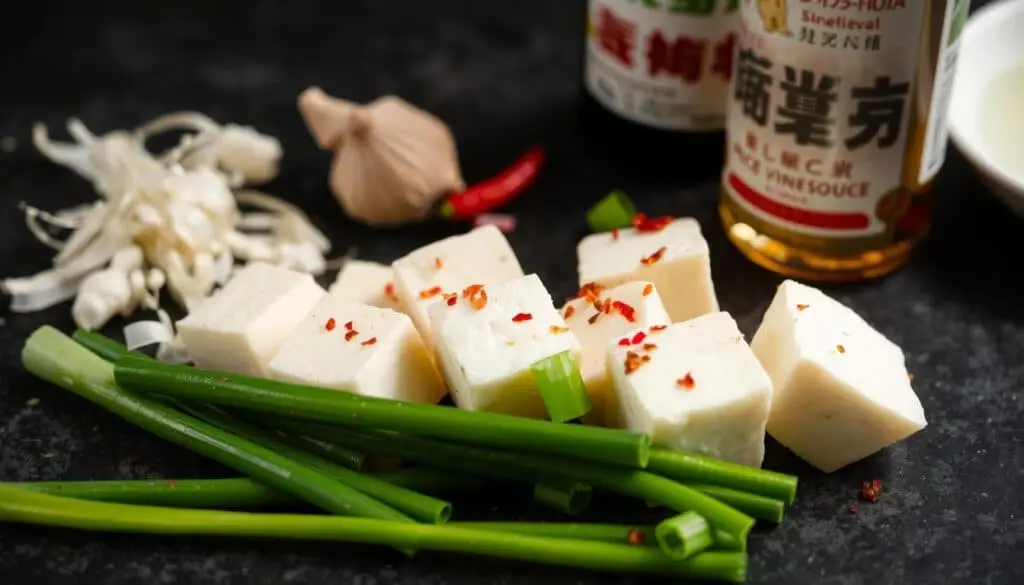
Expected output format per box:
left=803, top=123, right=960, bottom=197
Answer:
left=0, top=0, right=1021, bottom=583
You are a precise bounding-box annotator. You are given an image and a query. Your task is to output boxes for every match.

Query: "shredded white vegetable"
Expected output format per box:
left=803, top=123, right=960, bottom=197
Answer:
left=123, top=320, right=174, bottom=350
left=3, top=112, right=331, bottom=361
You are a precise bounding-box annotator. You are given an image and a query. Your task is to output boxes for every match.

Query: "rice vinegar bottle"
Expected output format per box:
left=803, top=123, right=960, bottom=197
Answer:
left=718, top=0, right=968, bottom=282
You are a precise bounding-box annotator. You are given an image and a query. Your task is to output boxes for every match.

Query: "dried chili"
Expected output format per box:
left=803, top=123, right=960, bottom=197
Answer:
left=344, top=330, right=359, bottom=342
left=438, top=147, right=546, bottom=220
left=433, top=257, right=444, bottom=270
left=650, top=324, right=667, bottom=333
left=344, top=321, right=354, bottom=331
left=860, top=480, right=882, bottom=503
left=612, top=300, right=637, bottom=322
left=630, top=331, right=646, bottom=345
left=642, top=343, right=657, bottom=352
left=797, top=304, right=809, bottom=311
left=626, top=529, right=646, bottom=546
left=361, top=337, right=378, bottom=347
left=563, top=305, right=576, bottom=320
left=632, top=213, right=674, bottom=233
left=511, top=312, right=533, bottom=323
left=384, top=282, right=398, bottom=302
left=641, top=246, right=668, bottom=266
left=642, top=284, right=654, bottom=296
left=419, top=286, right=443, bottom=300
left=677, top=373, right=696, bottom=390
left=325, top=318, right=336, bottom=332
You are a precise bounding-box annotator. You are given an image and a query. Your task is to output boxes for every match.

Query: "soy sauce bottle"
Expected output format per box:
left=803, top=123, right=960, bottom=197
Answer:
left=580, top=0, right=740, bottom=181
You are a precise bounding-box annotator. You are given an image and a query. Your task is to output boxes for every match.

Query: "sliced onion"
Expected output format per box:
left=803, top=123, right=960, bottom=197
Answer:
left=123, top=320, right=174, bottom=350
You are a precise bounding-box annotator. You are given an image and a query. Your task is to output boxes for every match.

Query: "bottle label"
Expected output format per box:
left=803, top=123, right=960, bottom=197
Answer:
left=721, top=0, right=961, bottom=239
left=584, top=0, right=740, bottom=131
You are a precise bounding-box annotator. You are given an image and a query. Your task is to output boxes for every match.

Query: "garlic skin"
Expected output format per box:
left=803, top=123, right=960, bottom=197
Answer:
left=297, top=87, right=465, bottom=227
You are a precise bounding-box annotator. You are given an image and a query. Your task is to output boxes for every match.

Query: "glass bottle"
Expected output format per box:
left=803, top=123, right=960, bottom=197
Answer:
left=718, top=0, right=968, bottom=282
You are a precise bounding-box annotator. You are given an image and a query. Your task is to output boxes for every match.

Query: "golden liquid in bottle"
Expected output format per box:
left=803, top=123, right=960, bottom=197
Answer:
left=719, top=0, right=965, bottom=283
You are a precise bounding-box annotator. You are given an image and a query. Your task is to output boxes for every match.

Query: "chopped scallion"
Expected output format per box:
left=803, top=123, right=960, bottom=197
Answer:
left=586, top=189, right=636, bottom=232
left=530, top=351, right=591, bottom=423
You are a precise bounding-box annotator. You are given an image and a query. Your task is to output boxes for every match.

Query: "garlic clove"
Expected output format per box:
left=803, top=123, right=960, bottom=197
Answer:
left=299, top=87, right=465, bottom=227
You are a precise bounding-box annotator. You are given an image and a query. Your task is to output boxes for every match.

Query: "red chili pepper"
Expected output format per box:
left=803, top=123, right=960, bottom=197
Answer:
left=439, top=147, right=545, bottom=220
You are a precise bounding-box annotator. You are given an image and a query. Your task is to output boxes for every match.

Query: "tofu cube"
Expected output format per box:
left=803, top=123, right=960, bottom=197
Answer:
left=393, top=225, right=524, bottom=345
left=177, top=262, right=326, bottom=376
left=429, top=274, right=582, bottom=418
left=562, top=281, right=671, bottom=426
left=268, top=296, right=445, bottom=404
left=607, top=312, right=772, bottom=468
left=328, top=260, right=403, bottom=313
left=577, top=218, right=719, bottom=323
left=750, top=280, right=927, bottom=473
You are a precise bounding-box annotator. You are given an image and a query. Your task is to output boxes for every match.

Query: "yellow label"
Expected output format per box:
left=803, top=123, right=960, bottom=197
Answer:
left=721, top=0, right=962, bottom=239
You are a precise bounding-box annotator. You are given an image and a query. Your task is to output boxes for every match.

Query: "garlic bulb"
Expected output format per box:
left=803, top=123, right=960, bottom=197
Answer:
left=297, top=87, right=465, bottom=227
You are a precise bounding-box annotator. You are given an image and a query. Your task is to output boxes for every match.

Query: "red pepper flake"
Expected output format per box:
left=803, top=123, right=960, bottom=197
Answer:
left=563, top=305, right=576, bottom=320
left=325, top=318, right=337, bottom=331
left=611, top=228, right=620, bottom=241
left=384, top=282, right=398, bottom=301
left=631, top=331, right=647, bottom=345
left=587, top=312, right=601, bottom=325
left=848, top=503, right=859, bottom=514
left=168, top=479, right=177, bottom=489
left=642, top=284, right=654, bottom=296
left=626, top=529, right=646, bottom=546
left=624, top=351, right=645, bottom=375
left=574, top=282, right=605, bottom=302
left=549, top=325, right=570, bottom=334
left=859, top=480, right=882, bottom=503
left=511, top=312, right=533, bottom=323
left=601, top=298, right=612, bottom=314
left=676, top=373, right=696, bottom=390
left=443, top=293, right=458, bottom=306
left=617, top=337, right=631, bottom=347
left=419, top=286, right=443, bottom=299
left=632, top=213, right=674, bottom=233
left=344, top=330, right=359, bottom=342
left=462, top=285, right=488, bottom=311
left=433, top=257, right=444, bottom=270
left=640, top=246, right=667, bottom=266
left=612, top=300, right=637, bottom=322
left=642, top=343, right=657, bottom=352
left=344, top=321, right=354, bottom=331
left=797, top=304, right=809, bottom=311
left=361, top=337, right=378, bottom=347
left=650, top=324, right=667, bottom=333
left=836, top=344, right=846, bottom=354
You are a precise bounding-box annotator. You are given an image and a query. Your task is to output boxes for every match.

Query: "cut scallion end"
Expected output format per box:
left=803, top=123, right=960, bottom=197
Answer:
left=530, top=351, right=591, bottom=423
left=586, top=189, right=636, bottom=232
left=655, top=511, right=714, bottom=561
left=533, top=480, right=592, bottom=516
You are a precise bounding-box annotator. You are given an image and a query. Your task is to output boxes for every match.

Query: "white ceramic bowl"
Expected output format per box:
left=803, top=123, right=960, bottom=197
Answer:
left=948, top=0, right=1024, bottom=217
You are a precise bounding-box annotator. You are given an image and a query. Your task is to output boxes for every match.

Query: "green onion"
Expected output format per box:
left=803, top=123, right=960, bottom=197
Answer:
left=73, top=329, right=142, bottom=362
left=533, top=480, right=592, bottom=516
left=689, top=484, right=785, bottom=524
left=0, top=486, right=748, bottom=582
left=655, top=512, right=714, bottom=560
left=530, top=351, right=591, bottom=423
left=274, top=424, right=755, bottom=541
left=21, top=327, right=415, bottom=529
left=179, top=402, right=451, bottom=524
left=647, top=448, right=798, bottom=504
left=281, top=433, right=366, bottom=472
left=451, top=522, right=656, bottom=547
left=586, top=189, right=637, bottom=232
left=15, top=470, right=486, bottom=510
left=113, top=355, right=651, bottom=468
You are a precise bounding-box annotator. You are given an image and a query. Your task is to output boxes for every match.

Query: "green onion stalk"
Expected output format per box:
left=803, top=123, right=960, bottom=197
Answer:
left=112, top=355, right=651, bottom=468
left=0, top=486, right=747, bottom=582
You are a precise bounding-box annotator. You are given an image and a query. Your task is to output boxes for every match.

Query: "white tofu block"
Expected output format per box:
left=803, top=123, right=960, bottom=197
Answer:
left=328, top=260, right=403, bottom=313
left=562, top=281, right=671, bottom=426
left=268, top=296, right=445, bottom=404
left=393, top=225, right=525, bottom=345
left=577, top=218, right=719, bottom=323
left=429, top=274, right=582, bottom=419
left=177, top=262, right=326, bottom=376
left=607, top=312, right=772, bottom=468
left=750, top=280, right=927, bottom=473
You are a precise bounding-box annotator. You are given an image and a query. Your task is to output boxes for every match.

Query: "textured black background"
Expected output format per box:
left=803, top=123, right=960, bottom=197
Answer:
left=1, top=1, right=1022, bottom=584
